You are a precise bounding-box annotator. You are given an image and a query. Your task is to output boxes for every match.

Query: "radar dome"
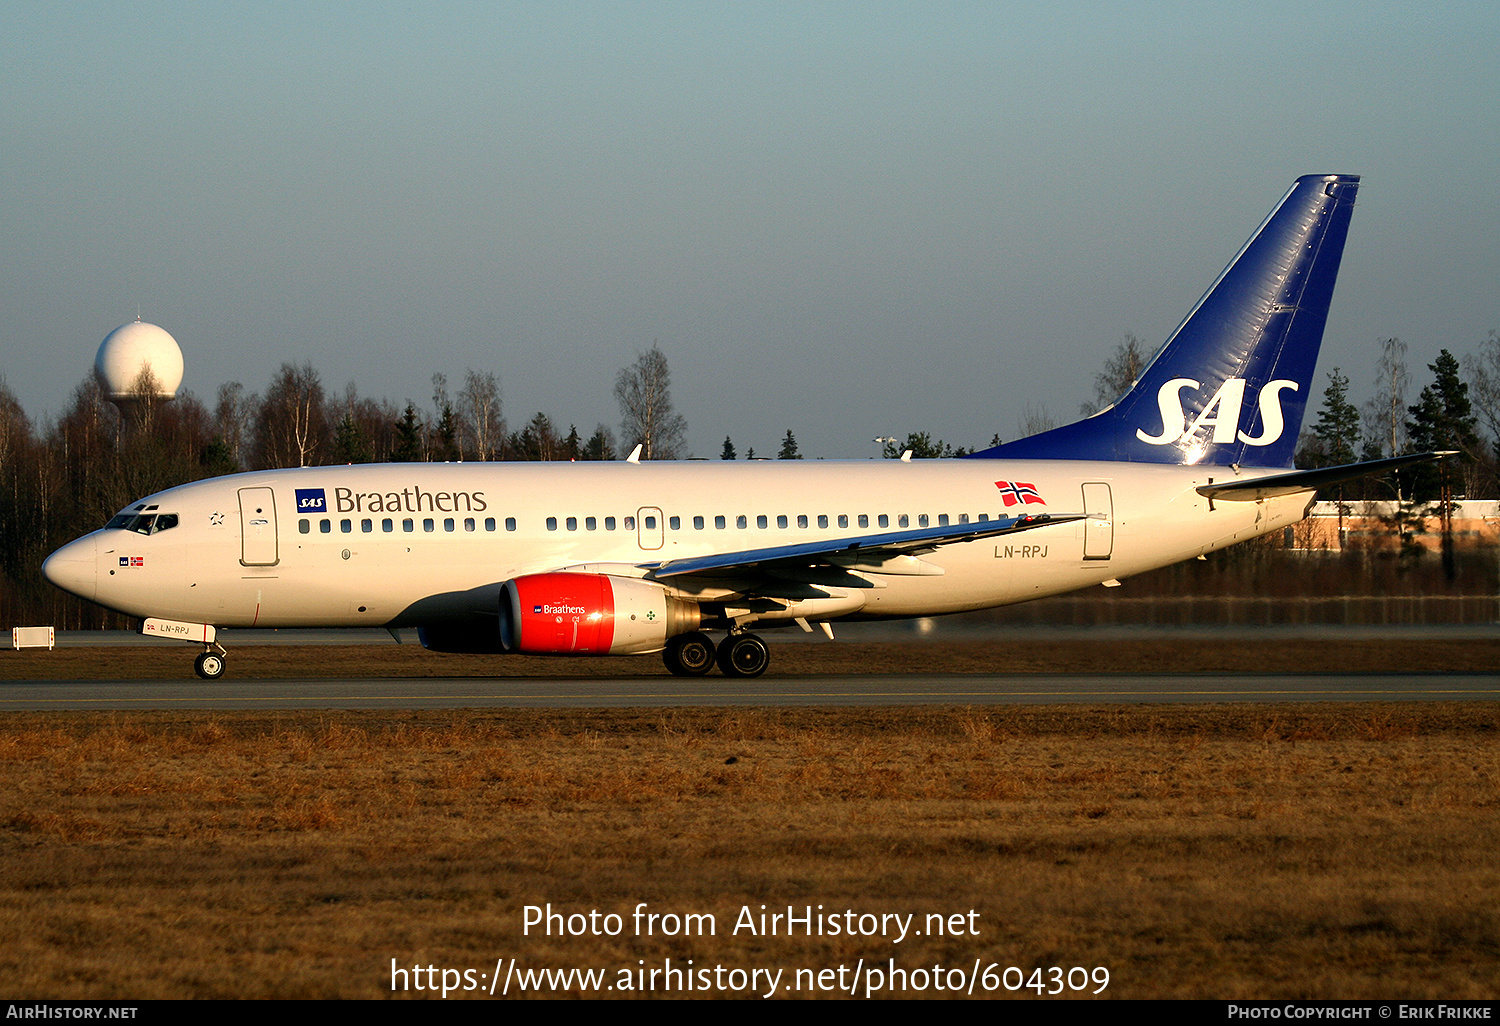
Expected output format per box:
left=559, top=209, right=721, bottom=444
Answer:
left=94, top=320, right=184, bottom=400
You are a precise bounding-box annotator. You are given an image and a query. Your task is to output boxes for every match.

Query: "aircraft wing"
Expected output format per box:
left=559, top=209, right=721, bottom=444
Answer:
left=641, top=512, right=1084, bottom=580
left=1196, top=451, right=1457, bottom=501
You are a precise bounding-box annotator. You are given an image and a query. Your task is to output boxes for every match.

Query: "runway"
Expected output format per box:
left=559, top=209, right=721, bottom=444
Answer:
left=2, top=672, right=1496, bottom=710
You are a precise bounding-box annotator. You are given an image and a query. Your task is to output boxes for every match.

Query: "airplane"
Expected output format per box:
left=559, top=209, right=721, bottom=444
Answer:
left=42, top=173, right=1447, bottom=681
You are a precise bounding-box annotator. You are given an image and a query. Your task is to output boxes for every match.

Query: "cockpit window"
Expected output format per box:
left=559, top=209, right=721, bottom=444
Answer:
left=104, top=513, right=179, bottom=535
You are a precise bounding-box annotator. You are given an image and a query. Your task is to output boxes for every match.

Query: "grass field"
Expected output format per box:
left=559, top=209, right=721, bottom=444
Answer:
left=2, top=638, right=1498, bottom=1000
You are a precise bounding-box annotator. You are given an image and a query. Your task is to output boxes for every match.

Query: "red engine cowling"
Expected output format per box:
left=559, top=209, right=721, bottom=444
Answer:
left=499, top=573, right=701, bottom=655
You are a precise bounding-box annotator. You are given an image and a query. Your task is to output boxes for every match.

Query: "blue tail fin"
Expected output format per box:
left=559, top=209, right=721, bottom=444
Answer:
left=969, top=174, right=1360, bottom=467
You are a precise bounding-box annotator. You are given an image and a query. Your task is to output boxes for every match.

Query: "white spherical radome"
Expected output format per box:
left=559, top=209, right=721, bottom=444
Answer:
left=94, top=321, right=184, bottom=399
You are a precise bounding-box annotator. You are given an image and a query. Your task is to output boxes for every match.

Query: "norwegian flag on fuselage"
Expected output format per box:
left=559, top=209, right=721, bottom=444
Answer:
left=994, top=480, right=1046, bottom=507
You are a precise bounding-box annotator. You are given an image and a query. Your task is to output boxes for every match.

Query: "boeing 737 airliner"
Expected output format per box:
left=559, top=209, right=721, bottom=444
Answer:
left=43, top=174, right=1444, bottom=679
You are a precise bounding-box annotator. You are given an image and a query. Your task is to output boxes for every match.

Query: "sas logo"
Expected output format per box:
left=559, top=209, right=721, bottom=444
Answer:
left=995, top=481, right=1046, bottom=507
left=295, top=488, right=328, bottom=513
left=1136, top=377, right=1298, bottom=448
left=118, top=556, right=144, bottom=567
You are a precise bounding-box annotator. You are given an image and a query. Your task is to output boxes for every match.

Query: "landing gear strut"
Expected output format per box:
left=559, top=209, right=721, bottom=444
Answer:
left=716, top=632, right=770, bottom=678
left=663, top=631, right=716, bottom=676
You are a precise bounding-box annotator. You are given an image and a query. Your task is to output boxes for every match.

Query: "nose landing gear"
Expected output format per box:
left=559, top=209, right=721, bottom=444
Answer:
left=193, top=648, right=226, bottom=680
left=141, top=618, right=227, bottom=680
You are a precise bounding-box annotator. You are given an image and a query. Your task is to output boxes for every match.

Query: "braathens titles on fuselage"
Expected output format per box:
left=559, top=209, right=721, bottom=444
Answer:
left=43, top=174, right=1448, bottom=680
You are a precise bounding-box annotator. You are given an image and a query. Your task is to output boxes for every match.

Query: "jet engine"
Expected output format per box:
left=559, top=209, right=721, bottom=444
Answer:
left=499, top=572, right=701, bottom=655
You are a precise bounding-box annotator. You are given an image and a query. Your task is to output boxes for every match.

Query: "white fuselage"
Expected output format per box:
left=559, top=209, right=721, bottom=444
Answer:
left=48, top=459, right=1312, bottom=631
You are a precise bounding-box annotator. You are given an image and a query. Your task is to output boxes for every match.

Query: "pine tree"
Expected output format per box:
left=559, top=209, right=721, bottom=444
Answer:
left=583, top=425, right=616, bottom=461
left=1312, top=368, right=1361, bottom=468
left=1406, top=349, right=1478, bottom=502
left=1406, top=349, right=1480, bottom=579
left=881, top=432, right=951, bottom=459
left=777, top=430, right=801, bottom=459
left=390, top=404, right=424, bottom=462
left=720, top=436, right=736, bottom=460
left=430, top=403, right=461, bottom=462
left=332, top=414, right=374, bottom=464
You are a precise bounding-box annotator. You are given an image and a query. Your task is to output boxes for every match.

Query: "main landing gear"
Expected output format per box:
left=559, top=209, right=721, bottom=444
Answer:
left=662, top=631, right=771, bottom=679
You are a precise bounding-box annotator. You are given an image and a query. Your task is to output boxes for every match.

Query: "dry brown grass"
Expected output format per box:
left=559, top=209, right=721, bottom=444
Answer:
left=1, top=703, right=1497, bottom=999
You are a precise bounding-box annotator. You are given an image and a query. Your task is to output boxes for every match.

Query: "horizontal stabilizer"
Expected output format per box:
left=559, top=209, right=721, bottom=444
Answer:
left=1196, top=452, right=1457, bottom=501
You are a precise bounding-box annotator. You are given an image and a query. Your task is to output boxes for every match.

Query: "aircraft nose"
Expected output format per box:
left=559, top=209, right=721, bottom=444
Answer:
left=43, top=535, right=98, bottom=602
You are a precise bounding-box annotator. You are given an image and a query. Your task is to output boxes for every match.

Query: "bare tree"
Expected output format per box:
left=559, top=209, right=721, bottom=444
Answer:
left=459, top=369, right=503, bottom=461
left=1364, top=337, right=1409, bottom=459
left=1082, top=333, right=1150, bottom=415
left=213, top=382, right=254, bottom=470
left=1018, top=403, right=1056, bottom=438
left=615, top=345, right=686, bottom=460
left=428, top=373, right=462, bottom=462
left=1466, top=330, right=1500, bottom=458
left=254, top=363, right=327, bottom=468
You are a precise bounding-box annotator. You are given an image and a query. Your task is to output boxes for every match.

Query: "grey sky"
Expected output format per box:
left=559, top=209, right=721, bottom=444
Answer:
left=2, top=1, right=1496, bottom=457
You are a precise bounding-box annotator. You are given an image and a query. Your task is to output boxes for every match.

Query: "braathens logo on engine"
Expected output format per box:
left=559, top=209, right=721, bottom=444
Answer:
left=535, top=604, right=587, bottom=616
left=1136, top=377, right=1298, bottom=447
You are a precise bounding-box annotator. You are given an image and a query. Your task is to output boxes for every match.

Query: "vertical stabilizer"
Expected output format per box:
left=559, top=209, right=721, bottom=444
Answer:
left=970, top=174, right=1359, bottom=466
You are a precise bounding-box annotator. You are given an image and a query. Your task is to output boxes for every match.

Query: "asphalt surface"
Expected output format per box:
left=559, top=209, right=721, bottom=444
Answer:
left=2, top=672, right=1496, bottom=710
